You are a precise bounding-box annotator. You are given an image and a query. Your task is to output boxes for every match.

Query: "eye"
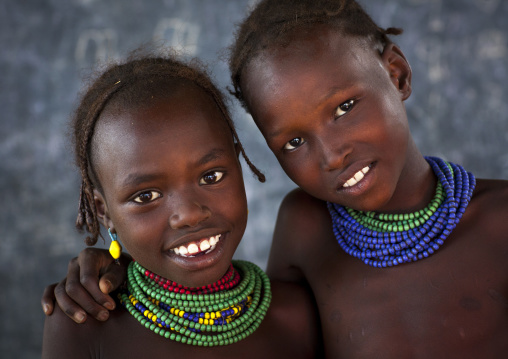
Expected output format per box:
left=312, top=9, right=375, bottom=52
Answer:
left=199, top=171, right=224, bottom=185
left=283, top=137, right=306, bottom=151
left=335, top=99, right=355, bottom=118
left=133, top=191, right=162, bottom=203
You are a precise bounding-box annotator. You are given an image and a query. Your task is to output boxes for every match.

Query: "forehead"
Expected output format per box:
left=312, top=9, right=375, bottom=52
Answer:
left=241, top=25, right=383, bottom=129
left=246, top=24, right=378, bottom=78
left=92, top=82, right=235, bottom=170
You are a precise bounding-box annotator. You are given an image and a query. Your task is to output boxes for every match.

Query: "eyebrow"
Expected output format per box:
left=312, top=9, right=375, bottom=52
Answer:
left=196, top=148, right=227, bottom=167
left=120, top=148, right=228, bottom=187
left=323, top=86, right=345, bottom=102
left=121, top=172, right=165, bottom=188
left=266, top=128, right=284, bottom=141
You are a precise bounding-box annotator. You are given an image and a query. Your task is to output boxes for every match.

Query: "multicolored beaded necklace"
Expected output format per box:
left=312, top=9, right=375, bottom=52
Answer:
left=143, top=263, right=241, bottom=295
left=118, top=260, right=272, bottom=346
left=327, top=156, right=475, bottom=268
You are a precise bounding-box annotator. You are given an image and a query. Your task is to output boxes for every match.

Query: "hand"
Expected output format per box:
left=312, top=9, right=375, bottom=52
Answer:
left=41, top=248, right=130, bottom=323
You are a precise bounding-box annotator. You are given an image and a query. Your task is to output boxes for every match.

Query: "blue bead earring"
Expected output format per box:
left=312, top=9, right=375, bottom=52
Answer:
left=108, top=228, right=122, bottom=264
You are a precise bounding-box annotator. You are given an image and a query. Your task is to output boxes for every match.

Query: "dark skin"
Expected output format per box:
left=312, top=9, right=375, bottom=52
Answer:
left=268, top=183, right=508, bottom=358
left=242, top=26, right=508, bottom=357
left=44, top=279, right=319, bottom=358
left=43, top=26, right=508, bottom=357
left=42, top=81, right=321, bottom=358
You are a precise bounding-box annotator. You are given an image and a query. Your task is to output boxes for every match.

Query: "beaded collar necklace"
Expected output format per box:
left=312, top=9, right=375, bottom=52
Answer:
left=119, top=260, right=272, bottom=346
left=327, top=156, right=475, bottom=268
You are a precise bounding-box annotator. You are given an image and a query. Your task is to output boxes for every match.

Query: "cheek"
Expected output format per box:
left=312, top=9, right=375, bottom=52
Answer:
left=368, top=95, right=409, bottom=150
left=215, top=171, right=248, bottom=228
left=382, top=111, right=409, bottom=153
left=275, top=155, right=298, bottom=180
left=229, top=184, right=248, bottom=223
left=117, top=228, right=154, bottom=254
left=110, top=209, right=165, bottom=255
left=277, top=154, right=320, bottom=189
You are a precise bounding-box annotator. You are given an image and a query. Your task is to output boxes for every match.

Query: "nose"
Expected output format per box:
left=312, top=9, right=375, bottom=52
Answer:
left=319, top=134, right=350, bottom=172
left=169, top=194, right=211, bottom=229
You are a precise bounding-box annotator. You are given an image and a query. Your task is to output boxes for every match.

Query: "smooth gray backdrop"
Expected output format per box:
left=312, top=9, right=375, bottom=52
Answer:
left=2, top=0, right=507, bottom=357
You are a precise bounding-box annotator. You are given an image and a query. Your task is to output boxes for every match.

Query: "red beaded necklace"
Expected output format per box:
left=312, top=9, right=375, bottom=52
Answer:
left=143, top=263, right=241, bottom=295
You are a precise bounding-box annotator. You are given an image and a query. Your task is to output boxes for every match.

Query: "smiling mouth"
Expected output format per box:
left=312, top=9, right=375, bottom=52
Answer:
left=171, top=234, right=222, bottom=258
left=342, top=165, right=371, bottom=188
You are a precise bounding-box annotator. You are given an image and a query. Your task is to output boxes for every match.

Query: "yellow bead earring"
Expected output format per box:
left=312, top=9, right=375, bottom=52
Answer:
left=108, top=228, right=122, bottom=264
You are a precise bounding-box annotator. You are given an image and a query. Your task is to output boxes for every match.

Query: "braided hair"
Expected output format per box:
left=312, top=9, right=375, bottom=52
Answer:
left=72, top=49, right=265, bottom=245
left=229, top=0, right=402, bottom=109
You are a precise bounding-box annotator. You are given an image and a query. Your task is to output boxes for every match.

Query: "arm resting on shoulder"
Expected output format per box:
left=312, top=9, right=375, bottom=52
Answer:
left=41, top=248, right=131, bottom=323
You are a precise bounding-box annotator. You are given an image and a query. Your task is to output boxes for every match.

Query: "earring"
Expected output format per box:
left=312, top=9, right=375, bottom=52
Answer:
left=108, top=228, right=122, bottom=264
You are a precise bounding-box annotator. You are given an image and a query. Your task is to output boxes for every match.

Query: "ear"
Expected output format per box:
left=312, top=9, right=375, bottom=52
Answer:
left=381, top=43, right=412, bottom=101
left=93, top=189, right=114, bottom=231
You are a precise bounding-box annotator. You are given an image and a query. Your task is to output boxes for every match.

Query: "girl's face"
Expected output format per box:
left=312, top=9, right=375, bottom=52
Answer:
left=241, top=25, right=413, bottom=213
left=92, top=82, right=247, bottom=287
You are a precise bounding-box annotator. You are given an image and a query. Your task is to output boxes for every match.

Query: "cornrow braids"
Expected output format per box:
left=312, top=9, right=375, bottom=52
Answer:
left=228, top=0, right=402, bottom=109
left=72, top=49, right=265, bottom=246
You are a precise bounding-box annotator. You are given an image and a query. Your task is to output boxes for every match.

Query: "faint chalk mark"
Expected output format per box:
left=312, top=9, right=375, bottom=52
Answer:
left=477, top=30, right=507, bottom=60
left=153, top=18, right=200, bottom=56
left=474, top=0, right=501, bottom=13
left=75, top=29, right=117, bottom=65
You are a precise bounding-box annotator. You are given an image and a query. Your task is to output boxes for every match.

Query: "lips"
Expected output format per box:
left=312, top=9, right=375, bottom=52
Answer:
left=171, top=234, right=221, bottom=258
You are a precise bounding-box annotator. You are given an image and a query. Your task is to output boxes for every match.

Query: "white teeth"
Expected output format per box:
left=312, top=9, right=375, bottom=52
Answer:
left=171, top=234, right=222, bottom=257
left=200, top=240, right=210, bottom=251
left=210, top=234, right=221, bottom=246
left=210, top=236, right=217, bottom=246
left=188, top=243, right=199, bottom=254
left=345, top=177, right=357, bottom=187
left=354, top=171, right=364, bottom=182
left=205, top=244, right=216, bottom=254
left=343, top=166, right=370, bottom=188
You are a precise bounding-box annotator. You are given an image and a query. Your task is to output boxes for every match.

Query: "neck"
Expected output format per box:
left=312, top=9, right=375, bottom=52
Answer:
left=379, top=139, right=436, bottom=214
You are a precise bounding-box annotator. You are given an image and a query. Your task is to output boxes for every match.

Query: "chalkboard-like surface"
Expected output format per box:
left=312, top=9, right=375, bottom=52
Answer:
left=1, top=1, right=507, bottom=357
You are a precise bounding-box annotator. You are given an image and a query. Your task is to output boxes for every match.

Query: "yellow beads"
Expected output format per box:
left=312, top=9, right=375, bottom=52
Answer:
left=118, top=260, right=273, bottom=347
left=109, top=239, right=122, bottom=260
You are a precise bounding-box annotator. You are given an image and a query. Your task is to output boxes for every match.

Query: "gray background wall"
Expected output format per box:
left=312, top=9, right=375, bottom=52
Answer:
left=1, top=0, right=507, bottom=357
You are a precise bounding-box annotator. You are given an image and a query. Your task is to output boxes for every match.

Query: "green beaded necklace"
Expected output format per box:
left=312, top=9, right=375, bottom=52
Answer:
left=119, top=260, right=272, bottom=346
left=346, top=181, right=445, bottom=232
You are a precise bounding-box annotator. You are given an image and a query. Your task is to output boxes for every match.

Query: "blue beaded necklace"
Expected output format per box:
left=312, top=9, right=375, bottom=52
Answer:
left=327, top=157, right=476, bottom=268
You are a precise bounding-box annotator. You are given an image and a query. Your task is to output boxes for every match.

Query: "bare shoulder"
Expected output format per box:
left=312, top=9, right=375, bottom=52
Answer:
left=42, top=303, right=103, bottom=358
left=267, top=188, right=334, bottom=281
left=469, top=178, right=508, bottom=226
left=262, top=279, right=323, bottom=357
left=458, top=178, right=508, bottom=253
left=472, top=178, right=508, bottom=210
left=275, top=188, right=332, bottom=245
left=279, top=187, right=330, bottom=219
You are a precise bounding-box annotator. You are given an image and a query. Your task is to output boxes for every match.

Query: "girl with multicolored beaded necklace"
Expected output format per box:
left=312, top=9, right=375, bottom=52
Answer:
left=41, top=50, right=321, bottom=358
left=43, top=1, right=508, bottom=358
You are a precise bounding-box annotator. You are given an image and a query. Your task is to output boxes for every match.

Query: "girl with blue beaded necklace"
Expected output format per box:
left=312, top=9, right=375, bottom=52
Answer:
left=225, top=1, right=508, bottom=357
left=41, top=50, right=321, bottom=358
left=43, top=1, right=508, bottom=358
